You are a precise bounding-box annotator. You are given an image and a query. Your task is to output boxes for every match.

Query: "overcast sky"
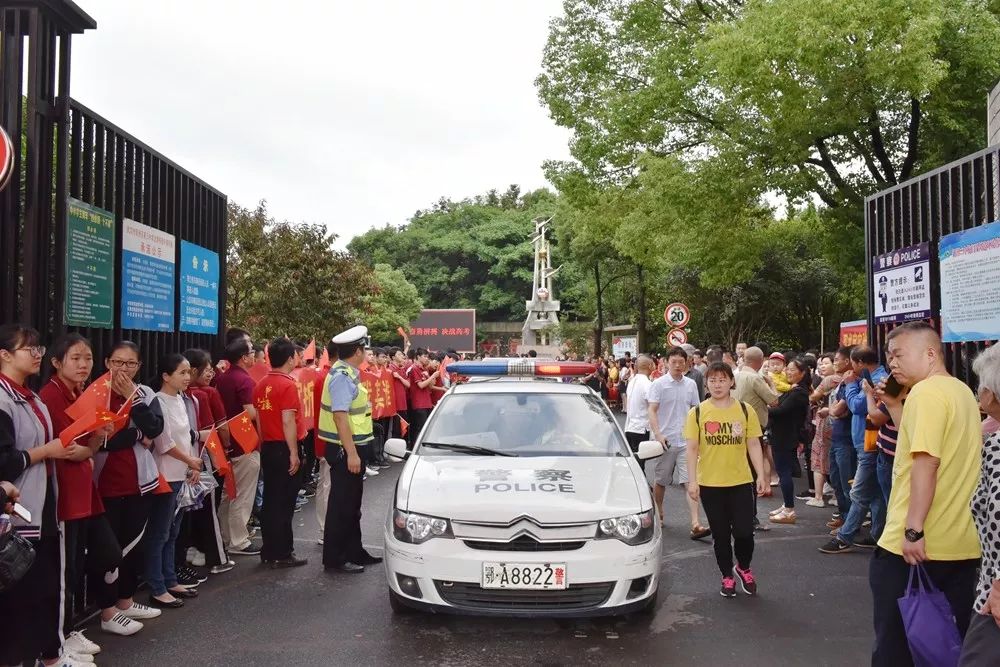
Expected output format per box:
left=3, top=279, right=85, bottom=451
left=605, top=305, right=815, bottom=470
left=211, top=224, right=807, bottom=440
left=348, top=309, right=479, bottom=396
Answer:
left=70, top=0, right=572, bottom=244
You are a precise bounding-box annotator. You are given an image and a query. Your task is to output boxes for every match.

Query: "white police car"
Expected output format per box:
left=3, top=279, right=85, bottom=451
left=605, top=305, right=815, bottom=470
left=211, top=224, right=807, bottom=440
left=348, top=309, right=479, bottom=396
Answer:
left=383, top=359, right=663, bottom=617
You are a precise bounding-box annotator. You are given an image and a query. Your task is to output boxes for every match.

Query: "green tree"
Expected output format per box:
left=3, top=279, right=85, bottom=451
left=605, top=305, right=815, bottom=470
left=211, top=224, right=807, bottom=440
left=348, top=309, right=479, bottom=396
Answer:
left=537, top=0, right=1000, bottom=207
left=226, top=200, right=377, bottom=343
left=353, top=263, right=424, bottom=344
left=348, top=188, right=563, bottom=322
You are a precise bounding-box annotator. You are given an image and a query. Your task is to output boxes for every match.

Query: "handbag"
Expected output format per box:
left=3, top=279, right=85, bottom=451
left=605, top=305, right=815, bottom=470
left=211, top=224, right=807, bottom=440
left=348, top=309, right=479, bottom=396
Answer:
left=897, top=564, right=963, bottom=667
left=0, top=528, right=36, bottom=591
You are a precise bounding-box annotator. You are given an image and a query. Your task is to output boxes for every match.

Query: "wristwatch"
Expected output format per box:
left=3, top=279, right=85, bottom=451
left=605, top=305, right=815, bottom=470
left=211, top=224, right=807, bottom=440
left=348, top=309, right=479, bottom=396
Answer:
left=904, top=528, right=924, bottom=542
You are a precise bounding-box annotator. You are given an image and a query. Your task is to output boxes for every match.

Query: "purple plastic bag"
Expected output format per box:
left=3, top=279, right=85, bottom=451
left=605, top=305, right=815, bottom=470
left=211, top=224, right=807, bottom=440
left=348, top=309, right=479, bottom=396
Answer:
left=897, top=564, right=963, bottom=667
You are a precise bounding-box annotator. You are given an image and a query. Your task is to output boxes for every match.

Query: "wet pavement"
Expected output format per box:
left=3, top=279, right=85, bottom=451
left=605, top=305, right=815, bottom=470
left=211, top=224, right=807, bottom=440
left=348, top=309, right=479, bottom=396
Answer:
left=89, top=453, right=873, bottom=667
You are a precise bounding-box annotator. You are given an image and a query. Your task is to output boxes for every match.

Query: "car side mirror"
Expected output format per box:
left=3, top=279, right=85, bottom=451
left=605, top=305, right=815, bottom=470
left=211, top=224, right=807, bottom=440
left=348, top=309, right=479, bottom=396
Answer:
left=385, top=438, right=409, bottom=461
left=637, top=440, right=664, bottom=461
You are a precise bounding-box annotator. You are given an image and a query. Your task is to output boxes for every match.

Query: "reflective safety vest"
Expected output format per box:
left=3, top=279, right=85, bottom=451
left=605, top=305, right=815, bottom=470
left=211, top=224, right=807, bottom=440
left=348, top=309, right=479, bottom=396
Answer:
left=317, top=360, right=374, bottom=447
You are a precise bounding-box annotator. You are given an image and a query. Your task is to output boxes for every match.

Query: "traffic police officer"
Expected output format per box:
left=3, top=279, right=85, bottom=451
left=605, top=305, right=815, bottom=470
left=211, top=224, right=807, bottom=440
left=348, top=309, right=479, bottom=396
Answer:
left=318, top=326, right=382, bottom=572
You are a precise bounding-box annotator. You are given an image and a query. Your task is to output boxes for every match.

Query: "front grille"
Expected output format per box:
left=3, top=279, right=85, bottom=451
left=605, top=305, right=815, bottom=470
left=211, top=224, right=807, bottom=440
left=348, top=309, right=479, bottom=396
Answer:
left=463, top=535, right=586, bottom=552
left=435, top=581, right=613, bottom=611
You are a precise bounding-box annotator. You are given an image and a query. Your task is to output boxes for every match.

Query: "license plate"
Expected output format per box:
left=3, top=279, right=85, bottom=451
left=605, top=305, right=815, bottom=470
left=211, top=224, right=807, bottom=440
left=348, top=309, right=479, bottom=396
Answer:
left=481, top=562, right=567, bottom=590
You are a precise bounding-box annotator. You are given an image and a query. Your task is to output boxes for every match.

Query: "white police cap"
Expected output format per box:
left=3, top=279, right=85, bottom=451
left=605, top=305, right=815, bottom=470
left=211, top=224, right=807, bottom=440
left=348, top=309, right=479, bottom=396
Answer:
left=331, top=325, right=369, bottom=346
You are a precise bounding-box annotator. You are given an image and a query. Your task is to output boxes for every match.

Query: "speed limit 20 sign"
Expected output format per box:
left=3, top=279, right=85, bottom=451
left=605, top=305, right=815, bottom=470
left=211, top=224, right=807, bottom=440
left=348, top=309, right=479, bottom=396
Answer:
left=664, top=302, right=690, bottom=328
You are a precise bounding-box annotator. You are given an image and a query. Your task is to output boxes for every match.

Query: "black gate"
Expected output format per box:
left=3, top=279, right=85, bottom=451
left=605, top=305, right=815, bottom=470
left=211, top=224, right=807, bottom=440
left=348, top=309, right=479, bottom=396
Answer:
left=1, top=1, right=228, bottom=377
left=864, top=145, right=998, bottom=385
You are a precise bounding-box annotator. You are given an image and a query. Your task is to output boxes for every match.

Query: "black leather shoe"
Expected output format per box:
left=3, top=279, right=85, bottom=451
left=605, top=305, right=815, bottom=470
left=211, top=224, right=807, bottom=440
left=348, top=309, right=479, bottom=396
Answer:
left=327, top=561, right=365, bottom=574
left=358, top=554, right=383, bottom=565
left=168, top=586, right=199, bottom=599
left=148, top=595, right=184, bottom=608
left=268, top=556, right=308, bottom=569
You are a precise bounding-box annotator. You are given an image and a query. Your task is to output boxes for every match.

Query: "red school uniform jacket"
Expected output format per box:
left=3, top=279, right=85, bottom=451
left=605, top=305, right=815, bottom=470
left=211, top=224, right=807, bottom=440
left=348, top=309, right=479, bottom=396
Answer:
left=38, top=377, right=105, bottom=521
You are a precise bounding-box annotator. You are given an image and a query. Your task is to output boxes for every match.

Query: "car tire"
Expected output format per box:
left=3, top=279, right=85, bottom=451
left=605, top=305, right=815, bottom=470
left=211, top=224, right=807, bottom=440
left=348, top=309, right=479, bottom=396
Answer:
left=389, top=589, right=415, bottom=615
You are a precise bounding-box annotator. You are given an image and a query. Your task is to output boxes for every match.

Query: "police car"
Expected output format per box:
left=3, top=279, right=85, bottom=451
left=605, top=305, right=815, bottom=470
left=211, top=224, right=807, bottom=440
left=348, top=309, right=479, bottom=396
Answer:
left=383, top=359, right=663, bottom=617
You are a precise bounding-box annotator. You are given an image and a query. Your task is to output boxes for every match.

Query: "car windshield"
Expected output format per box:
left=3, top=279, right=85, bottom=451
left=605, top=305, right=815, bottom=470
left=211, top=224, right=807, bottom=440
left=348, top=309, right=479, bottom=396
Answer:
left=418, top=392, right=627, bottom=457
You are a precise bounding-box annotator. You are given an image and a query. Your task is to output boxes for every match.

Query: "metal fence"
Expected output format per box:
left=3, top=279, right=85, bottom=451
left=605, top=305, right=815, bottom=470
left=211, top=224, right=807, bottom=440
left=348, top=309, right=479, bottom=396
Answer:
left=65, top=99, right=228, bottom=376
left=864, top=145, right=998, bottom=385
left=1, top=2, right=228, bottom=377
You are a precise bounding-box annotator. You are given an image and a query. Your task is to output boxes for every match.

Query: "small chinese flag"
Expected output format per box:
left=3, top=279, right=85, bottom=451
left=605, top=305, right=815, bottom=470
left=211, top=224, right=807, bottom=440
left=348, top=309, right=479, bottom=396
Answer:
left=303, top=339, right=316, bottom=362
left=319, top=348, right=330, bottom=372
left=400, top=417, right=409, bottom=437
left=59, top=408, right=116, bottom=447
left=65, top=372, right=112, bottom=422
left=154, top=472, right=171, bottom=494
left=229, top=411, right=259, bottom=454
left=203, top=429, right=229, bottom=475
left=397, top=326, right=410, bottom=343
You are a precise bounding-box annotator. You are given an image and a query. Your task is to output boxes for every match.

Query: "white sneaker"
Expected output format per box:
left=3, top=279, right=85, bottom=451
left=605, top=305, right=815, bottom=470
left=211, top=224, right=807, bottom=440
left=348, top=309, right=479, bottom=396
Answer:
left=190, top=549, right=206, bottom=567
left=805, top=497, right=826, bottom=508
left=823, top=482, right=835, bottom=495
left=210, top=560, right=235, bottom=574
left=768, top=506, right=786, bottom=517
left=827, top=498, right=839, bottom=507
left=64, top=652, right=94, bottom=664
left=317, top=537, right=324, bottom=545
left=39, top=656, right=92, bottom=667
left=64, top=631, right=100, bottom=655
left=365, top=466, right=380, bottom=476
left=118, top=601, right=162, bottom=620
left=101, top=611, right=144, bottom=636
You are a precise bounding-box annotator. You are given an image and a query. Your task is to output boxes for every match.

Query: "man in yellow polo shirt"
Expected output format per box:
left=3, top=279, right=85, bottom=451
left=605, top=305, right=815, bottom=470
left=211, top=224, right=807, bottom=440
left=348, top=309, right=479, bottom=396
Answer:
left=870, top=322, right=982, bottom=666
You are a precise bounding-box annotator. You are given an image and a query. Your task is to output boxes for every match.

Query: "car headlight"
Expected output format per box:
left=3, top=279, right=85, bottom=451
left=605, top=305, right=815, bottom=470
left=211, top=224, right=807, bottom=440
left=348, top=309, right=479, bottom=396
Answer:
left=393, top=509, right=453, bottom=544
left=596, top=510, right=655, bottom=545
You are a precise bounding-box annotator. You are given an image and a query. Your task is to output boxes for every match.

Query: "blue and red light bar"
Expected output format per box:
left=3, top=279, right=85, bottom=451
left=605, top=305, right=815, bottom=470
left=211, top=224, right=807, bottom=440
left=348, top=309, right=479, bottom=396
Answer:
left=448, top=359, right=597, bottom=377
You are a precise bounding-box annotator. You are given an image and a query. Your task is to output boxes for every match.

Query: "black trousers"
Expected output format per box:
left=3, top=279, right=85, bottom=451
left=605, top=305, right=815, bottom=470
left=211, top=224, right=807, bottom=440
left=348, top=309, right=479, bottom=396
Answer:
left=960, top=613, right=1000, bottom=666
left=65, top=513, right=122, bottom=628
left=0, top=535, right=62, bottom=663
left=375, top=417, right=392, bottom=462
left=409, top=408, right=431, bottom=446
left=869, top=547, right=979, bottom=666
left=699, top=483, right=756, bottom=576
left=186, top=484, right=228, bottom=568
left=625, top=431, right=649, bottom=472
left=302, top=430, right=318, bottom=481
left=260, top=440, right=304, bottom=562
left=323, top=448, right=366, bottom=567
left=100, top=493, right=153, bottom=606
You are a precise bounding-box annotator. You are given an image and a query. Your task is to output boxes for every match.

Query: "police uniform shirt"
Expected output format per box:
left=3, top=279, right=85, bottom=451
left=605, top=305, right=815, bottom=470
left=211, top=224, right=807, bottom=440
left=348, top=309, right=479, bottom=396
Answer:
left=327, top=368, right=357, bottom=414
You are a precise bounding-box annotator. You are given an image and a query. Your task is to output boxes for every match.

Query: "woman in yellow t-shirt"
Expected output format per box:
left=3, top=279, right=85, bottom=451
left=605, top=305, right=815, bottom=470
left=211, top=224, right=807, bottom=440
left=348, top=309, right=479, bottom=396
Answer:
left=685, top=362, right=768, bottom=599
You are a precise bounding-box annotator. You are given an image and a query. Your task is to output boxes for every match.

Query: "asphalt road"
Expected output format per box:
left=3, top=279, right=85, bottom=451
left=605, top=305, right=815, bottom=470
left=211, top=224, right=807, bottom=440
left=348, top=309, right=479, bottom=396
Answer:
left=91, top=441, right=874, bottom=666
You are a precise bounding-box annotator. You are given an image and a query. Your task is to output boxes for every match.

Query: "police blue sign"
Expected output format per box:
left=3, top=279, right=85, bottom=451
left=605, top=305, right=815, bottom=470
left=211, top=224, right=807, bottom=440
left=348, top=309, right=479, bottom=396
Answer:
left=179, top=241, right=220, bottom=334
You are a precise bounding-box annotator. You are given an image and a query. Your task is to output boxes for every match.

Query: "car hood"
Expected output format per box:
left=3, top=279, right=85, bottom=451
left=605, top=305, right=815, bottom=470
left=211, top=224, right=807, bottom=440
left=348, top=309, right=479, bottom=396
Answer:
left=399, top=455, right=645, bottom=523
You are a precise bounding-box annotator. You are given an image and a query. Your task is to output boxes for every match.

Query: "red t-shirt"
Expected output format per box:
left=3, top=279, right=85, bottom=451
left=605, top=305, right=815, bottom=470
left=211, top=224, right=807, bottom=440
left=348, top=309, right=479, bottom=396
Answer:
left=38, top=377, right=105, bottom=521
left=407, top=364, right=433, bottom=410
left=430, top=374, right=445, bottom=407
left=389, top=363, right=409, bottom=411
left=253, top=372, right=303, bottom=442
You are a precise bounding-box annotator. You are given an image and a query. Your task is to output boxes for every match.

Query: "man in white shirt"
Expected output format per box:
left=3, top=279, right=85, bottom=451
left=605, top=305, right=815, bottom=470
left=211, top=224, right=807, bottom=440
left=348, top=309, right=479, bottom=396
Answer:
left=648, top=347, right=707, bottom=537
left=624, top=355, right=654, bottom=470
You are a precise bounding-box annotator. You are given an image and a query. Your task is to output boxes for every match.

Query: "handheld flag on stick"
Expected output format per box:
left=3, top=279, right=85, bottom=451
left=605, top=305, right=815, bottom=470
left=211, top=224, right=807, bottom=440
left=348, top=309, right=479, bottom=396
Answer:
left=203, top=429, right=229, bottom=475
left=228, top=411, right=259, bottom=454
left=65, top=372, right=112, bottom=422
left=303, top=339, right=316, bottom=362
left=400, top=417, right=409, bottom=437
left=59, top=408, right=117, bottom=447
left=319, top=347, right=330, bottom=372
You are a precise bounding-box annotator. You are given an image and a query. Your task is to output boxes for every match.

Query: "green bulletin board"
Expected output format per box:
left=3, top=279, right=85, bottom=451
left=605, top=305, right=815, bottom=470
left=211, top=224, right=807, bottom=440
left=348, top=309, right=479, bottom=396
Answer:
left=65, top=198, right=115, bottom=328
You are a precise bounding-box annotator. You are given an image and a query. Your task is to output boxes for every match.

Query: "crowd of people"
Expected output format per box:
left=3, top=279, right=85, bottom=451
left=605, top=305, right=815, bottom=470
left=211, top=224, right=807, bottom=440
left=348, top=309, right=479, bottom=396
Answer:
left=0, top=322, right=470, bottom=667
left=1, top=321, right=998, bottom=666
left=611, top=325, right=998, bottom=665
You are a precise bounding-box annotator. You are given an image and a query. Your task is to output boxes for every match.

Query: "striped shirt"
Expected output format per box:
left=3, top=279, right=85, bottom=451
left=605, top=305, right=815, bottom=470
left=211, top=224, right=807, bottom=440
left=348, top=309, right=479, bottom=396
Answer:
left=876, top=403, right=898, bottom=455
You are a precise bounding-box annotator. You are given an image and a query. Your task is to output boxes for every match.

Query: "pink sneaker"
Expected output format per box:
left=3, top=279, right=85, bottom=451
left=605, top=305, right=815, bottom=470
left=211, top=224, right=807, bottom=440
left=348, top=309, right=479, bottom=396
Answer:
left=720, top=576, right=736, bottom=598
left=733, top=565, right=757, bottom=595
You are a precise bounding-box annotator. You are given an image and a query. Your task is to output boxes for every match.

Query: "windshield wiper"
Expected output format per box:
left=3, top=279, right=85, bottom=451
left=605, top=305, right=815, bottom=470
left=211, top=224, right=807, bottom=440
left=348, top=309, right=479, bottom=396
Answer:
left=420, top=442, right=518, bottom=457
